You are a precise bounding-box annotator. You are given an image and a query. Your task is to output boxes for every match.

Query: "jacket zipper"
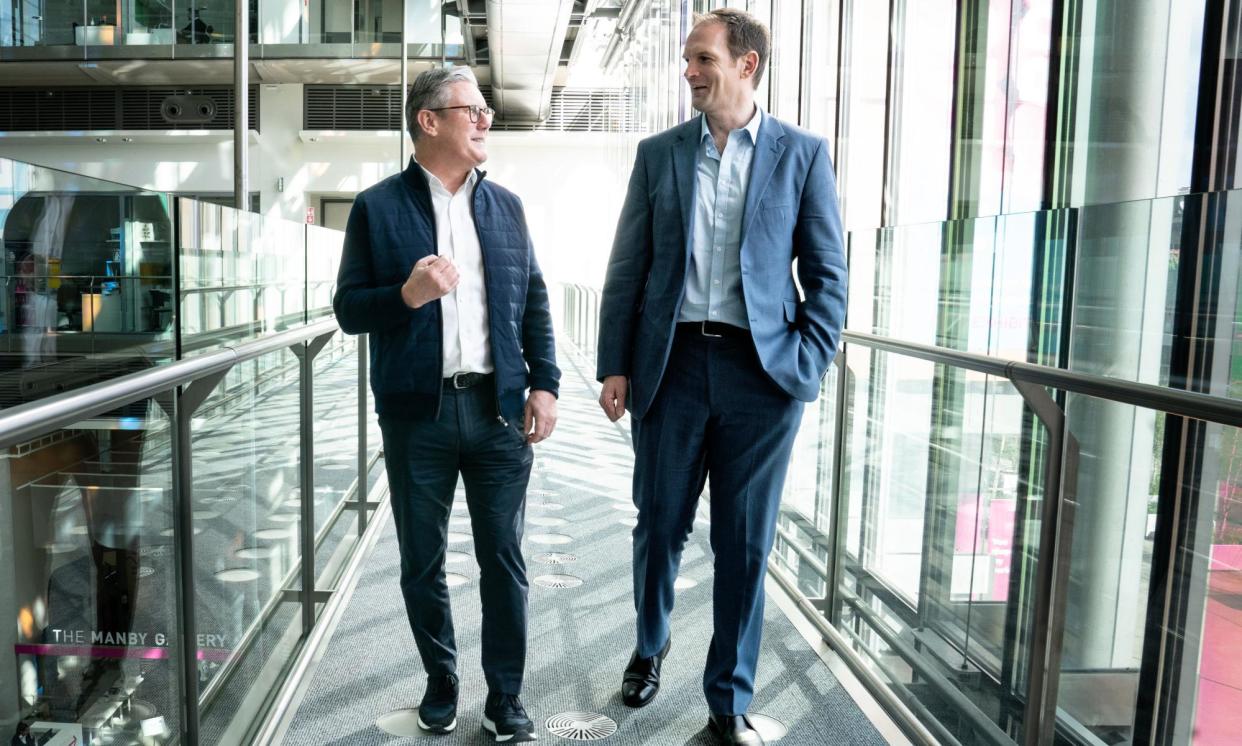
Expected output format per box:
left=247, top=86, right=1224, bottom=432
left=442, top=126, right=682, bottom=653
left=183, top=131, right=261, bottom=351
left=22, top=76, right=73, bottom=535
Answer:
left=425, top=172, right=444, bottom=422
left=467, top=170, right=509, bottom=430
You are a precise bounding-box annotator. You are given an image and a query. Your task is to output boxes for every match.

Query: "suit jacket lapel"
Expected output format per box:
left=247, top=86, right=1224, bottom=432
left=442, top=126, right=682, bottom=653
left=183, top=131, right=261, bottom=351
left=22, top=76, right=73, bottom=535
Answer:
left=671, top=117, right=700, bottom=252
left=742, top=115, right=786, bottom=247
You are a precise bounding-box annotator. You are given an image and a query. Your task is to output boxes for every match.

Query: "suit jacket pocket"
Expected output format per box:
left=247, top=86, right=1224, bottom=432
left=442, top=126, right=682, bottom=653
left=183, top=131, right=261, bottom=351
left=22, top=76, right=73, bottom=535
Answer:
left=784, top=300, right=798, bottom=325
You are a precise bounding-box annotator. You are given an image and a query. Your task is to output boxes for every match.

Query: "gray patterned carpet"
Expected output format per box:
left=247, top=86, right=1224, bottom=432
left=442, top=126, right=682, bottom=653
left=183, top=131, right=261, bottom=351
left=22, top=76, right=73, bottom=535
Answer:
left=280, top=350, right=888, bottom=745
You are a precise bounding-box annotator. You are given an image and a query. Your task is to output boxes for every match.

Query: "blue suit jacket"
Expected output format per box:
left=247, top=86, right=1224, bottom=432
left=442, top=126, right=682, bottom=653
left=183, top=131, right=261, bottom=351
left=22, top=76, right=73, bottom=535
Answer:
left=596, top=113, right=847, bottom=419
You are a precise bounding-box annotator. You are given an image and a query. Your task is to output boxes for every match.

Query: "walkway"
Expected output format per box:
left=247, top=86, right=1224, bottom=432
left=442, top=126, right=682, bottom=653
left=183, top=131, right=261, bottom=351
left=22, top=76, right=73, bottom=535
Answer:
left=279, top=347, right=890, bottom=745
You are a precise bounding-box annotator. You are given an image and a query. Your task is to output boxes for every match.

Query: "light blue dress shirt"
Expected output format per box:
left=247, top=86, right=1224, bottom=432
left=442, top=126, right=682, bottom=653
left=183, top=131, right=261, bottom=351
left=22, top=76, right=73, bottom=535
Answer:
left=678, top=105, right=763, bottom=330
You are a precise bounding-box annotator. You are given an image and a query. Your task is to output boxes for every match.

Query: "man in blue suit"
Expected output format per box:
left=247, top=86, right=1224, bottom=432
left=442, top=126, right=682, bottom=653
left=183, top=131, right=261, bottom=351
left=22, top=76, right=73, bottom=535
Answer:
left=596, top=9, right=846, bottom=745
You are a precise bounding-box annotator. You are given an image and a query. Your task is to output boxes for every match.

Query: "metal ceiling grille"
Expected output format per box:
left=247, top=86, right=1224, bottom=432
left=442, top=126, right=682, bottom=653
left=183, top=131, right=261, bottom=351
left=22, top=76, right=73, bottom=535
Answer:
left=0, top=87, right=258, bottom=132
left=303, top=85, right=637, bottom=133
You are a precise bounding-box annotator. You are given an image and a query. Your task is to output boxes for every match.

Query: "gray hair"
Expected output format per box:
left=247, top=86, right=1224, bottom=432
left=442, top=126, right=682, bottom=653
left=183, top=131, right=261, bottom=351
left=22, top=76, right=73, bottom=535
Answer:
left=406, top=66, right=479, bottom=142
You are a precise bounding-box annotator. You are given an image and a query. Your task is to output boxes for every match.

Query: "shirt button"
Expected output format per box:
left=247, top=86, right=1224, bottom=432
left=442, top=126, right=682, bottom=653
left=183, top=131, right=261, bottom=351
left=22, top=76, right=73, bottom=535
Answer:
left=713, top=279, right=721, bottom=285
left=711, top=310, right=719, bottom=317
left=714, top=248, right=721, bottom=253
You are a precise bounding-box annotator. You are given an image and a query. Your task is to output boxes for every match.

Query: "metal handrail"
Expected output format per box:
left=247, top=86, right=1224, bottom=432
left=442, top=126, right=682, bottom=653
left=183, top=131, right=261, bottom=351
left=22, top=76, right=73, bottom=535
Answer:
left=0, top=318, right=339, bottom=450
left=844, top=330, right=1242, bottom=428
left=557, top=288, right=1242, bottom=427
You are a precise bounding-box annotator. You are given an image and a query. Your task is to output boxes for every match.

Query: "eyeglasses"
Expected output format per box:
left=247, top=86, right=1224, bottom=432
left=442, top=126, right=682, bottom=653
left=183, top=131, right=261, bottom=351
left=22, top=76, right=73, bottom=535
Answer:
left=427, top=104, right=495, bottom=123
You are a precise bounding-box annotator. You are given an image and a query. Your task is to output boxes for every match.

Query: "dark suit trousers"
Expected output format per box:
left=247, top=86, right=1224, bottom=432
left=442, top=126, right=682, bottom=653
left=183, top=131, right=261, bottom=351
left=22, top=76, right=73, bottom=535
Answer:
left=380, top=383, right=533, bottom=695
left=630, top=327, right=804, bottom=716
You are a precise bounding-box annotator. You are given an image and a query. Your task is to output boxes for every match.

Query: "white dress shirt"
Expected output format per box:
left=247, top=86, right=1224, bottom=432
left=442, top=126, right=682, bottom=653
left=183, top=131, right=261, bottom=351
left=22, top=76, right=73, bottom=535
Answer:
left=420, top=164, right=493, bottom=376
left=678, top=105, right=762, bottom=329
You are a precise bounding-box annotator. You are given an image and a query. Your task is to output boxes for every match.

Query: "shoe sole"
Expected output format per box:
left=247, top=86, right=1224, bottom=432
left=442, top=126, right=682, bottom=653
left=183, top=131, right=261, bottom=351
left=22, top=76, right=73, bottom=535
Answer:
left=417, top=715, right=457, bottom=734
left=707, top=719, right=764, bottom=745
left=482, top=715, right=536, bottom=742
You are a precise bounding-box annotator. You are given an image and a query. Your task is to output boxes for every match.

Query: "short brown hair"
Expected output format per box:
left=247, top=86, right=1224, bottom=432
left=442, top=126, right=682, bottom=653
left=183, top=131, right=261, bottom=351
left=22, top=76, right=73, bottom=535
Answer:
left=694, top=8, right=770, bottom=87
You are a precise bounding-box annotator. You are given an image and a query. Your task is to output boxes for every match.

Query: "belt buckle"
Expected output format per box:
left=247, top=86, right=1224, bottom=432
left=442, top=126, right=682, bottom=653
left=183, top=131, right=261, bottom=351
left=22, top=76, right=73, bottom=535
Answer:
left=700, top=320, right=723, bottom=339
left=451, top=372, right=471, bottom=389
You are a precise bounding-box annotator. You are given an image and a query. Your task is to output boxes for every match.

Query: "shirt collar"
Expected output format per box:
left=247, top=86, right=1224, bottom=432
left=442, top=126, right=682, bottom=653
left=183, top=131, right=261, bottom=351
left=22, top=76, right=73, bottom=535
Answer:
left=700, top=103, right=763, bottom=146
left=417, top=161, right=478, bottom=196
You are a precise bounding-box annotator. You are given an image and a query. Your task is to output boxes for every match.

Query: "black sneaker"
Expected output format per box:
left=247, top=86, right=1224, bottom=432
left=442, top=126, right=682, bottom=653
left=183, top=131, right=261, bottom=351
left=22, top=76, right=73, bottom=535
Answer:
left=417, top=673, right=459, bottom=734
left=482, top=692, right=536, bottom=742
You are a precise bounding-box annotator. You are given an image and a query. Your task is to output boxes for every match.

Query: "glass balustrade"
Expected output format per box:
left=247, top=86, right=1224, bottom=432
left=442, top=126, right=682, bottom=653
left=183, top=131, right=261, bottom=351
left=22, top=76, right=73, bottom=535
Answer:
left=0, top=155, right=377, bottom=744
left=558, top=184, right=1242, bottom=745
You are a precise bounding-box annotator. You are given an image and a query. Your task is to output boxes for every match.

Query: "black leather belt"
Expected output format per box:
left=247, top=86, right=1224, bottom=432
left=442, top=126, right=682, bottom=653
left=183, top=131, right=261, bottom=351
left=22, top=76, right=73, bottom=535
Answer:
left=676, top=320, right=749, bottom=340
left=443, top=371, right=493, bottom=390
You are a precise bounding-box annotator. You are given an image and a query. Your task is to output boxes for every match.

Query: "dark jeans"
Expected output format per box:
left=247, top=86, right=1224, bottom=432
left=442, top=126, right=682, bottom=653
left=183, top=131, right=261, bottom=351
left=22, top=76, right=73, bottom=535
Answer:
left=380, top=383, right=533, bottom=695
left=631, top=327, right=804, bottom=716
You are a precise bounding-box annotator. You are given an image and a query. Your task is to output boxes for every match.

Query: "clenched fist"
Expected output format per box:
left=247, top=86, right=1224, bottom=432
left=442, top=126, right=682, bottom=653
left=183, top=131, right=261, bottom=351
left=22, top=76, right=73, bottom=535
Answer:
left=401, top=255, right=459, bottom=309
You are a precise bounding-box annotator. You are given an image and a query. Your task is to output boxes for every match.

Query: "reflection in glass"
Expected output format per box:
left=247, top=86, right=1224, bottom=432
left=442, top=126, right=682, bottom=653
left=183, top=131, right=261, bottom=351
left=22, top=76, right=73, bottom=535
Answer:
left=177, top=198, right=306, bottom=356
left=1, top=162, right=175, bottom=407
left=193, top=347, right=303, bottom=736
left=4, top=402, right=179, bottom=744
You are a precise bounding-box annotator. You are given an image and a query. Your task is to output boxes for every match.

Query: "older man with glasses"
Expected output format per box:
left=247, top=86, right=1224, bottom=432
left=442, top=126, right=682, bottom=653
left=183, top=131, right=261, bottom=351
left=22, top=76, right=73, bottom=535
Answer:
left=333, top=66, right=559, bottom=743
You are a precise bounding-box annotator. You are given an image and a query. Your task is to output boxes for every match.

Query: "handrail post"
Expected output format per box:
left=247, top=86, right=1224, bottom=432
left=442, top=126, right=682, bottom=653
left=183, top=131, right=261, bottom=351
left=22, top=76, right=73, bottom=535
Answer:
left=357, top=333, right=370, bottom=534
left=292, top=330, right=337, bottom=635
left=163, top=368, right=229, bottom=745
left=1012, top=379, right=1080, bottom=745
left=824, top=346, right=850, bottom=621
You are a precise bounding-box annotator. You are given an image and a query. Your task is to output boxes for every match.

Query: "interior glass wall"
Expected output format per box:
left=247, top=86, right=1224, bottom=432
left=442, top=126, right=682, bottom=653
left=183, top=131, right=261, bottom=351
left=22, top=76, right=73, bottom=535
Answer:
left=600, top=1, right=1242, bottom=743
left=0, top=157, right=373, bottom=744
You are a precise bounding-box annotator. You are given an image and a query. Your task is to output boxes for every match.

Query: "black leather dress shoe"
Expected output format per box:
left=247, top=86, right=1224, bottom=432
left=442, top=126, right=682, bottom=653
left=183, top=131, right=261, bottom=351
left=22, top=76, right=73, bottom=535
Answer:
left=621, top=636, right=671, bottom=708
left=707, top=714, right=764, bottom=745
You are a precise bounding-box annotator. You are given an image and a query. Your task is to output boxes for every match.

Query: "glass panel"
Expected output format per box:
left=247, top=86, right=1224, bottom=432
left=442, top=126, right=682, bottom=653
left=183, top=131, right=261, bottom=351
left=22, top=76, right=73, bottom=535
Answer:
left=308, top=0, right=353, bottom=44
left=178, top=199, right=307, bottom=356
left=125, top=0, right=177, bottom=45
left=1167, top=419, right=1242, bottom=744
left=773, top=366, right=838, bottom=599
left=767, top=0, right=800, bottom=121
left=837, top=0, right=889, bottom=231
left=949, top=0, right=1009, bottom=218
left=355, top=0, right=451, bottom=45
left=923, top=375, right=1030, bottom=673
left=3, top=1, right=82, bottom=47
left=887, top=0, right=955, bottom=225
left=192, top=347, right=303, bottom=739
left=2, top=401, right=181, bottom=744
left=840, top=344, right=1042, bottom=743
left=176, top=1, right=238, bottom=45
left=311, top=333, right=360, bottom=588
left=306, top=223, right=342, bottom=322
left=1062, top=0, right=1203, bottom=208
left=1048, top=395, right=1162, bottom=742
left=1068, top=194, right=1179, bottom=388
left=844, top=347, right=931, bottom=601
left=0, top=159, right=175, bottom=406
left=800, top=0, right=840, bottom=143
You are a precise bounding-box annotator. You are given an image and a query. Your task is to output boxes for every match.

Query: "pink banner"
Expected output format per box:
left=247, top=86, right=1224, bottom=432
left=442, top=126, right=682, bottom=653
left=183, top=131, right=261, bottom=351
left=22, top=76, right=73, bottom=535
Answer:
left=14, top=643, right=233, bottom=662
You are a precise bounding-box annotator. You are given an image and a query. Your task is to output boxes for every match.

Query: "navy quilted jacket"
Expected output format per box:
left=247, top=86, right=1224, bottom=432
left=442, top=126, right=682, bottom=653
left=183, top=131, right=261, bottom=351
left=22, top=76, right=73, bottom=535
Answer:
left=333, top=159, right=560, bottom=422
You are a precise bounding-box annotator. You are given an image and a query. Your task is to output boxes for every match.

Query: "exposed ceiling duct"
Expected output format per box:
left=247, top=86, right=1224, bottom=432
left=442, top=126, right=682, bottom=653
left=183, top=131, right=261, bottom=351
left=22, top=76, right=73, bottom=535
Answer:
left=601, top=0, right=652, bottom=72
left=485, top=0, right=575, bottom=122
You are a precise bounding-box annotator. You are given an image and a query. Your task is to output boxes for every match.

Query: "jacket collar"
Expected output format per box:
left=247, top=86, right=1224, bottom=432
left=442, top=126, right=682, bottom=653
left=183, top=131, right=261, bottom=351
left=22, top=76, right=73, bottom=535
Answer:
left=672, top=112, right=786, bottom=248
left=400, top=156, right=487, bottom=200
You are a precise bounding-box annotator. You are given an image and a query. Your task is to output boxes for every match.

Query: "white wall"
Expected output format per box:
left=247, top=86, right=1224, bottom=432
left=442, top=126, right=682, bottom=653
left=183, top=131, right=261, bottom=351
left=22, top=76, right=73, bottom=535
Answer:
left=0, top=84, right=631, bottom=291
